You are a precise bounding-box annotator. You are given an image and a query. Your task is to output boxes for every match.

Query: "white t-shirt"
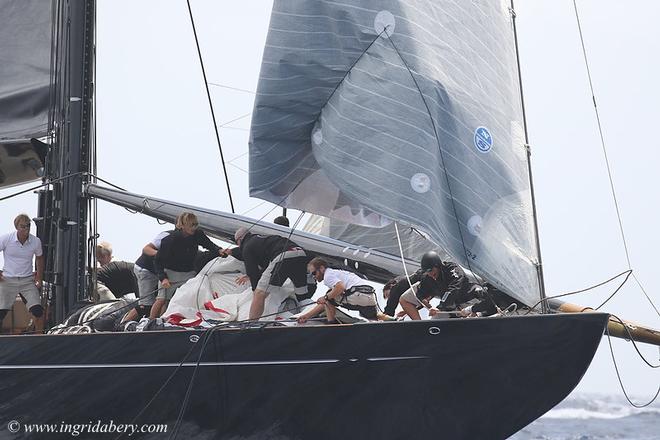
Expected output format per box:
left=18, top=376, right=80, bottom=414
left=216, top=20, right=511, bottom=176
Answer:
left=0, top=232, right=43, bottom=277
left=151, top=231, right=169, bottom=248
left=322, top=268, right=366, bottom=292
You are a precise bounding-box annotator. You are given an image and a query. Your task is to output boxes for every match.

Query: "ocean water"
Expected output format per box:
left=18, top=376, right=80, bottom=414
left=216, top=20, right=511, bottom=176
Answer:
left=510, top=394, right=660, bottom=440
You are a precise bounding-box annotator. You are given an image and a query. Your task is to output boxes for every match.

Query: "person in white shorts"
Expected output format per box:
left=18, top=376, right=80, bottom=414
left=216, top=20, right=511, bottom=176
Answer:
left=297, top=257, right=389, bottom=324
left=0, top=214, right=44, bottom=332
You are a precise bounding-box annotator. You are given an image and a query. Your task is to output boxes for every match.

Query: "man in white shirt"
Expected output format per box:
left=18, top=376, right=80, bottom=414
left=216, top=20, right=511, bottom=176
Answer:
left=0, top=214, right=44, bottom=332
left=298, top=257, right=384, bottom=324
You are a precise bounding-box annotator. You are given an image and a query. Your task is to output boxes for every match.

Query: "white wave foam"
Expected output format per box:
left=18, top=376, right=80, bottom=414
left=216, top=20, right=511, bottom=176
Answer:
left=544, top=406, right=660, bottom=420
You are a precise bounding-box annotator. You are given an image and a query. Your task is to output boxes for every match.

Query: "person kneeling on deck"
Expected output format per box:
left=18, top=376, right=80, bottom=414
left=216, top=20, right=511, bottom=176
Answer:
left=398, top=252, right=470, bottom=320
left=298, top=258, right=381, bottom=324
left=398, top=253, right=520, bottom=319
left=224, top=228, right=311, bottom=320
left=383, top=251, right=443, bottom=317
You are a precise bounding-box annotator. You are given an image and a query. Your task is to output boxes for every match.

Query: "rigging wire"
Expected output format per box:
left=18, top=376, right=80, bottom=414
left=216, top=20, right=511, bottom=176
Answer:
left=524, top=269, right=632, bottom=314
left=572, top=0, right=660, bottom=320
left=509, top=0, right=547, bottom=307
left=208, top=82, right=255, bottom=95
left=573, top=0, right=631, bottom=270
left=0, top=172, right=85, bottom=203
left=185, top=0, right=235, bottom=214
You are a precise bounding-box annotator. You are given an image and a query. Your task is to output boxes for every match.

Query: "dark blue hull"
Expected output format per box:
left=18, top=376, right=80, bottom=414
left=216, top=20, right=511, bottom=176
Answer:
left=0, top=313, right=608, bottom=439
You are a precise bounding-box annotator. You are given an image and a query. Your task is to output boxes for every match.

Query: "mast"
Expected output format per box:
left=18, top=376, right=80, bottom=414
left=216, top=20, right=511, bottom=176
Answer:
left=46, top=0, right=96, bottom=323
left=509, top=0, right=548, bottom=312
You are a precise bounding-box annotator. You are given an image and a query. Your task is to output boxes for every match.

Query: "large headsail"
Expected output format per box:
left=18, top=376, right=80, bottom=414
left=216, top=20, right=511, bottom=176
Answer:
left=250, top=0, right=541, bottom=305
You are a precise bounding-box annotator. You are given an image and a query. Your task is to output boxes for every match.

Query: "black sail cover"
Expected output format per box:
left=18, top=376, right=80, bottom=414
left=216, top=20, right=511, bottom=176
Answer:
left=0, top=0, right=53, bottom=140
left=249, top=1, right=541, bottom=305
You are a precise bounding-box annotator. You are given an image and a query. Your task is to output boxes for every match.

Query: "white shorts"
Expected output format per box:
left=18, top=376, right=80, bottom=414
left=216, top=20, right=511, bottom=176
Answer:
left=0, top=276, right=41, bottom=310
left=400, top=283, right=425, bottom=309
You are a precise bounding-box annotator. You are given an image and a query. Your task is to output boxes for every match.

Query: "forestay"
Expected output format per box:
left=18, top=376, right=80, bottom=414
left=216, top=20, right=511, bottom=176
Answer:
left=250, top=0, right=541, bottom=305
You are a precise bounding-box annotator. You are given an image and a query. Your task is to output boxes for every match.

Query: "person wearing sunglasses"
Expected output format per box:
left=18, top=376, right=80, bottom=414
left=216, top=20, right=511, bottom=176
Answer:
left=0, top=214, right=45, bottom=332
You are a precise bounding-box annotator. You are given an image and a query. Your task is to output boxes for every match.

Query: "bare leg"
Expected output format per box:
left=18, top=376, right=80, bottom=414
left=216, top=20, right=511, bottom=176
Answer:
left=376, top=312, right=395, bottom=321
left=124, top=308, right=138, bottom=323
left=33, top=315, right=44, bottom=333
left=150, top=298, right=165, bottom=319
left=249, top=289, right=267, bottom=320
left=325, top=303, right=337, bottom=322
left=399, top=298, right=422, bottom=320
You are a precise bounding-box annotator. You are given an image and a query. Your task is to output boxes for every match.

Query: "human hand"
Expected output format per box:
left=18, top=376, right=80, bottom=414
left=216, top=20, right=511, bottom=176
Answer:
left=161, top=278, right=171, bottom=289
left=220, top=248, right=232, bottom=258
left=395, top=310, right=407, bottom=319
left=297, top=315, right=309, bottom=324
left=428, top=307, right=440, bottom=317
left=317, top=296, right=327, bottom=305
left=235, top=275, right=249, bottom=286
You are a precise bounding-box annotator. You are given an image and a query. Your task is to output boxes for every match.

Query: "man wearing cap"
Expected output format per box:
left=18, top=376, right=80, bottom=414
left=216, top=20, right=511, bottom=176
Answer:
left=0, top=214, right=45, bottom=332
left=223, top=227, right=311, bottom=320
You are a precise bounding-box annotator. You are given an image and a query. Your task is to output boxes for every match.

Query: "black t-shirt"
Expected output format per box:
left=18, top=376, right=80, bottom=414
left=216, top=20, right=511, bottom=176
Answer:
left=237, top=233, right=301, bottom=291
left=416, top=262, right=469, bottom=309
left=96, top=261, right=138, bottom=297
left=154, top=229, right=220, bottom=280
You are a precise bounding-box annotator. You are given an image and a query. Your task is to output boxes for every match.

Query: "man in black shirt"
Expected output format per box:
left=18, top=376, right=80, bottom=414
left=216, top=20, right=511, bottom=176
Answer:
left=151, top=212, right=223, bottom=318
left=382, top=251, right=443, bottom=316
left=398, top=254, right=471, bottom=320
left=398, top=253, right=521, bottom=319
left=96, top=261, right=138, bottom=299
left=224, top=227, right=310, bottom=320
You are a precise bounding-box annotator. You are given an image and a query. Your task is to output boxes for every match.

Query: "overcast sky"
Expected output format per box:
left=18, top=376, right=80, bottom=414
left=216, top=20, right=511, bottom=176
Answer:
left=1, top=0, right=659, bottom=399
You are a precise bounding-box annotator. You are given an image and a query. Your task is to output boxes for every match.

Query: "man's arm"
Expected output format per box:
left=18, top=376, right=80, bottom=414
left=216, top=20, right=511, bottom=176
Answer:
left=242, top=246, right=261, bottom=291
left=35, top=255, right=44, bottom=288
left=196, top=230, right=221, bottom=255
left=318, top=281, right=345, bottom=304
left=297, top=303, right=325, bottom=323
left=142, top=243, right=158, bottom=257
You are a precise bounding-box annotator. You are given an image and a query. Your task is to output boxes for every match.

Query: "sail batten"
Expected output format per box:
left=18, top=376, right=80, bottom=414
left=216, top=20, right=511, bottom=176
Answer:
left=250, top=0, right=541, bottom=305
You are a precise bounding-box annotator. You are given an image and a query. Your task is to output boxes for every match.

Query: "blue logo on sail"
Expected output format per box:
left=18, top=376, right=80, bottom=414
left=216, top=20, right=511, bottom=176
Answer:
left=474, top=127, right=493, bottom=153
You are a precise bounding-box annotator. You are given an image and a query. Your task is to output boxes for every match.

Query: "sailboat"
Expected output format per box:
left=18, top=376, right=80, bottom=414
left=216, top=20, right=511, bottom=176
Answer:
left=0, top=0, right=657, bottom=439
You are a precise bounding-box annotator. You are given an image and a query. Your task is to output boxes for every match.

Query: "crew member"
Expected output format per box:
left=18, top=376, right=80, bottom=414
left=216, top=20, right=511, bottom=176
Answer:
left=383, top=251, right=442, bottom=316
left=0, top=214, right=45, bottom=332
left=152, top=212, right=223, bottom=318
left=223, top=228, right=311, bottom=320
left=298, top=257, right=384, bottom=323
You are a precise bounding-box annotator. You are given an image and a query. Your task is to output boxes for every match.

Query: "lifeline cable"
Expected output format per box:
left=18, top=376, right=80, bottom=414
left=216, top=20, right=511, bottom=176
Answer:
left=524, top=269, right=632, bottom=315
left=605, top=325, right=660, bottom=408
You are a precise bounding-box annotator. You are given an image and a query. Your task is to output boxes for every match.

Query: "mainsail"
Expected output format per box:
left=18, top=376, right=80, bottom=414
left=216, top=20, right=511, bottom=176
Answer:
left=0, top=0, right=53, bottom=188
left=250, top=0, right=541, bottom=305
left=0, top=0, right=53, bottom=140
